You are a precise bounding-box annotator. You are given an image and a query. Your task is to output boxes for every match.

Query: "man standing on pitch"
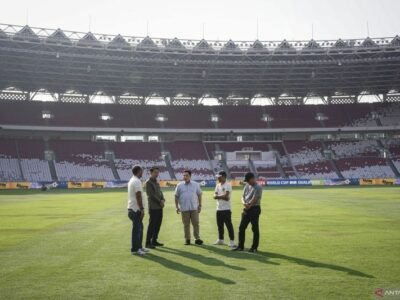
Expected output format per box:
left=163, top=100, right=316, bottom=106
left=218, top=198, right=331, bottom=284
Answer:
left=145, top=167, right=165, bottom=249
left=127, top=165, right=149, bottom=256
left=213, top=171, right=235, bottom=248
left=175, top=170, right=203, bottom=245
left=232, top=172, right=263, bottom=253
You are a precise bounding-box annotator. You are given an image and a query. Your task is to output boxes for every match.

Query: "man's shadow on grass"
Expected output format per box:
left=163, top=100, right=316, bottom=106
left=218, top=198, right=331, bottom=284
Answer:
left=143, top=253, right=236, bottom=285
left=156, top=246, right=247, bottom=270
left=261, top=251, right=374, bottom=278
left=201, top=244, right=280, bottom=265
left=202, top=245, right=374, bottom=278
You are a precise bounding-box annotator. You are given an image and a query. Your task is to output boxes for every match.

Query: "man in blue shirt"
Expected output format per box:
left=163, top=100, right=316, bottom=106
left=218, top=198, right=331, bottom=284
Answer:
left=175, top=170, right=203, bottom=245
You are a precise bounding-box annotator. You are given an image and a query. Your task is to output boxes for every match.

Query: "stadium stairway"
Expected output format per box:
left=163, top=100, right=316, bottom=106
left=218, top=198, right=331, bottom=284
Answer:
left=202, top=142, right=215, bottom=172
left=248, top=159, right=258, bottom=177
left=160, top=143, right=176, bottom=180
left=14, top=140, right=25, bottom=181
left=377, top=140, right=400, bottom=177
left=268, top=143, right=287, bottom=178
left=217, top=144, right=231, bottom=178
left=281, top=141, right=300, bottom=178
left=44, top=140, right=58, bottom=181
left=104, top=143, right=120, bottom=180
left=48, top=160, right=58, bottom=181
left=320, top=141, right=344, bottom=179
left=108, top=158, right=120, bottom=181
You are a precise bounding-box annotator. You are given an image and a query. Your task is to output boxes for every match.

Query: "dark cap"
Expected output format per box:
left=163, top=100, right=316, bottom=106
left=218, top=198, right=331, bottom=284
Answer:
left=244, top=172, right=255, bottom=182
left=216, top=170, right=227, bottom=178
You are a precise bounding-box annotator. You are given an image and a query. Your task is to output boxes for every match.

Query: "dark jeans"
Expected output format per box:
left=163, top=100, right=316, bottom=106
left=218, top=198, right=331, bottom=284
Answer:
left=238, top=206, right=261, bottom=249
left=216, top=210, right=234, bottom=241
left=146, top=209, right=163, bottom=245
left=128, top=209, right=143, bottom=252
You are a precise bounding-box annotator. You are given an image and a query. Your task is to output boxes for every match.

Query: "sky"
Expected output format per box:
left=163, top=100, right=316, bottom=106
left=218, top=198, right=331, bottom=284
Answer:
left=1, top=0, right=400, bottom=41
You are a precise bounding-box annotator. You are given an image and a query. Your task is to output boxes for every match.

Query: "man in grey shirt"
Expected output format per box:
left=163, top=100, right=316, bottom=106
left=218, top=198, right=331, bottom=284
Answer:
left=232, top=172, right=263, bottom=253
left=175, top=170, right=203, bottom=245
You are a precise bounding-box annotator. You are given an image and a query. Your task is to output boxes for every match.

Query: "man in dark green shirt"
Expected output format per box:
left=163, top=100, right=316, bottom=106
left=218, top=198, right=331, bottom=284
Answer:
left=145, top=167, right=165, bottom=248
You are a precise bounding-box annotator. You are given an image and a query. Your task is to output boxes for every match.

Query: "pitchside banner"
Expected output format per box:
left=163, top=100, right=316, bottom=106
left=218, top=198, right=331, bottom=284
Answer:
left=159, top=180, right=180, bottom=188
left=0, top=178, right=399, bottom=189
left=359, top=178, right=397, bottom=186
left=67, top=181, right=107, bottom=189
left=266, top=179, right=312, bottom=186
left=324, top=179, right=360, bottom=186
left=0, top=182, right=32, bottom=189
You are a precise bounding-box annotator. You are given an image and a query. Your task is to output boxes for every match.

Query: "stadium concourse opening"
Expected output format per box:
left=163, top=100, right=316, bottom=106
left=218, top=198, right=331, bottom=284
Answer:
left=0, top=23, right=399, bottom=187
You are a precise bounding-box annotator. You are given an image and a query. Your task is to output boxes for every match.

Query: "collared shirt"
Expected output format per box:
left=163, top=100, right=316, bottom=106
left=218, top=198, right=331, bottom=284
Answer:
left=242, top=183, right=262, bottom=206
left=175, top=180, right=202, bottom=212
left=215, top=181, right=232, bottom=211
left=145, top=177, right=164, bottom=210
left=127, top=175, right=145, bottom=211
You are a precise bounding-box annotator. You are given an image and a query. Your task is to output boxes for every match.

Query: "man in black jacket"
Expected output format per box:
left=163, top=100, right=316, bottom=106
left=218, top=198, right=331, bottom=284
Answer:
left=145, top=167, right=165, bottom=248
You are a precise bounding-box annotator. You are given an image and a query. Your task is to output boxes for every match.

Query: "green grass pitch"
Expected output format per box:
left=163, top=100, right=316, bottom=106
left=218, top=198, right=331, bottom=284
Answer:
left=0, top=186, right=399, bottom=300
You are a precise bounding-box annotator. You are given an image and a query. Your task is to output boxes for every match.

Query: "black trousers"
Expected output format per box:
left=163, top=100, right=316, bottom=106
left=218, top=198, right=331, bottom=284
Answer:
left=238, top=206, right=261, bottom=249
left=146, top=209, right=163, bottom=245
left=216, top=210, right=234, bottom=240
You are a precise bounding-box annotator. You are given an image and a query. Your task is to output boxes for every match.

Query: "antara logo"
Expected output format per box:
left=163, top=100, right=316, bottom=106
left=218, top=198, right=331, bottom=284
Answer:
left=375, top=288, right=400, bottom=298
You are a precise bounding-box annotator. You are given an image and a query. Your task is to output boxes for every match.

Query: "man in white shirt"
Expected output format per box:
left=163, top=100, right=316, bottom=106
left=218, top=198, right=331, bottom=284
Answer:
left=213, top=171, right=235, bottom=248
left=127, top=165, right=149, bottom=256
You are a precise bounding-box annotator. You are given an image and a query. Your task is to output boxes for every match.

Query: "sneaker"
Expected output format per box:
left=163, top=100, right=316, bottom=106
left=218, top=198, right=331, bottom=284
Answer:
left=248, top=248, right=258, bottom=253
left=132, top=249, right=146, bottom=256
left=195, top=239, right=204, bottom=245
left=231, top=247, right=244, bottom=251
left=145, top=243, right=156, bottom=249
left=153, top=241, right=164, bottom=247
left=184, top=239, right=191, bottom=245
left=229, top=240, right=236, bottom=248
left=141, top=248, right=151, bottom=253
left=213, top=239, right=225, bottom=245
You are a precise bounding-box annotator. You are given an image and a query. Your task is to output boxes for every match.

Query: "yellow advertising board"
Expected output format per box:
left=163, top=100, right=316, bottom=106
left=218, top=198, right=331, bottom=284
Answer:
left=67, top=181, right=106, bottom=189
left=0, top=182, right=32, bottom=189
left=159, top=181, right=180, bottom=188
left=230, top=180, right=245, bottom=187
left=359, top=178, right=396, bottom=186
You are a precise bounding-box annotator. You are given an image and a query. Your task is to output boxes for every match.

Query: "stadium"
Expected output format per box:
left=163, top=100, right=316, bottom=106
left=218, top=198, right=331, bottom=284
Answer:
left=0, top=9, right=400, bottom=300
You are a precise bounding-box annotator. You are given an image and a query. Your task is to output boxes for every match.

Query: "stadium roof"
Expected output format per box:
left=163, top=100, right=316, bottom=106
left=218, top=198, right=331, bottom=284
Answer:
left=0, top=23, right=400, bottom=104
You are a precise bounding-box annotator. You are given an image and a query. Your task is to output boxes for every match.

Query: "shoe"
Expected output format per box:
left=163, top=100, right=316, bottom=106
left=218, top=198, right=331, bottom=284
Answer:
left=248, top=248, right=258, bottom=253
left=213, top=239, right=225, bottom=245
left=229, top=240, right=236, bottom=248
left=132, top=249, right=146, bottom=256
left=184, top=239, right=191, bottom=245
left=231, top=247, right=244, bottom=251
left=153, top=241, right=164, bottom=247
left=141, top=248, right=151, bottom=253
left=145, top=243, right=156, bottom=249
left=195, top=239, right=204, bottom=245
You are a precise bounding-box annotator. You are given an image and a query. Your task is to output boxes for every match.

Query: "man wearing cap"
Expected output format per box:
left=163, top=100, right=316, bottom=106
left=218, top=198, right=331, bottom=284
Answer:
left=213, top=171, right=235, bottom=248
left=232, top=172, right=263, bottom=253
